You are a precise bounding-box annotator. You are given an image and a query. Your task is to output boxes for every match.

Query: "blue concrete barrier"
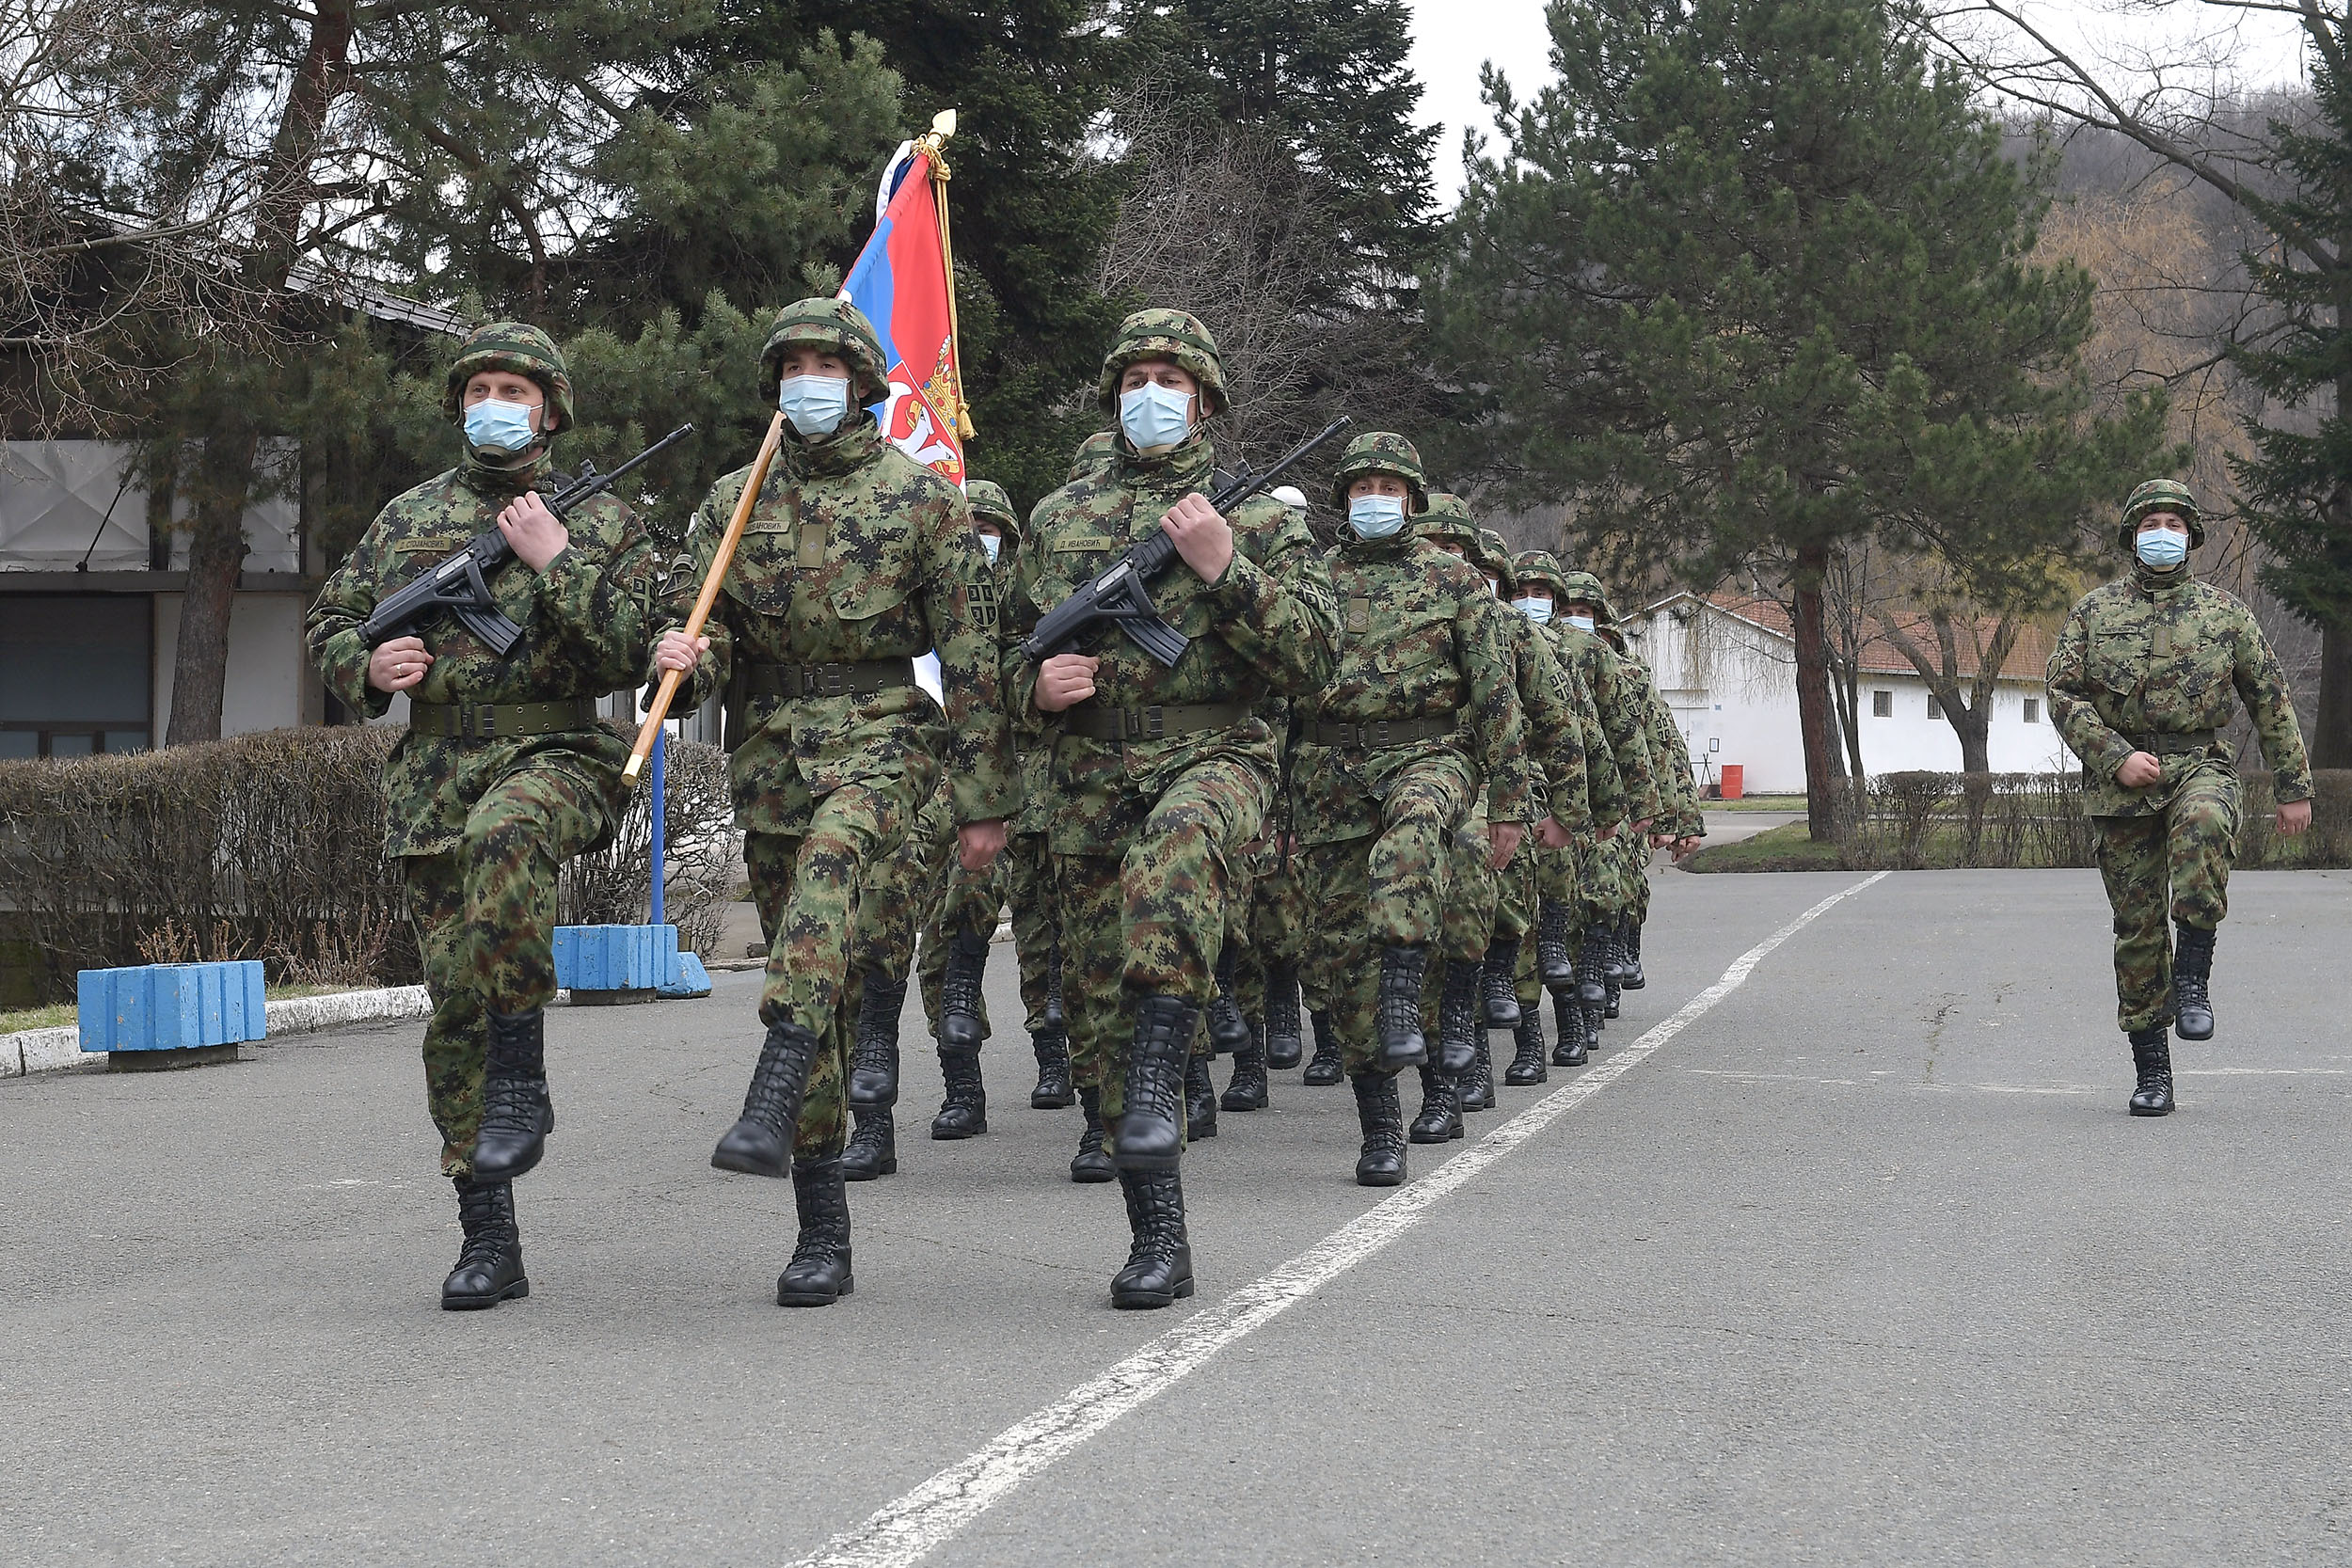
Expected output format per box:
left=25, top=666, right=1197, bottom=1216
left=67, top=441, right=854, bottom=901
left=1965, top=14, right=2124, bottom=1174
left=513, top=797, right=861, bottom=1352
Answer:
left=659, top=949, right=713, bottom=999
left=79, top=960, right=267, bottom=1054
left=553, top=925, right=668, bottom=993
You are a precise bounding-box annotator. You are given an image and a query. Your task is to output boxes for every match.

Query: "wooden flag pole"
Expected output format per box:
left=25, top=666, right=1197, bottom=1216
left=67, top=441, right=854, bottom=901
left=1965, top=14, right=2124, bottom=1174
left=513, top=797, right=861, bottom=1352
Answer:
left=624, top=410, right=787, bottom=782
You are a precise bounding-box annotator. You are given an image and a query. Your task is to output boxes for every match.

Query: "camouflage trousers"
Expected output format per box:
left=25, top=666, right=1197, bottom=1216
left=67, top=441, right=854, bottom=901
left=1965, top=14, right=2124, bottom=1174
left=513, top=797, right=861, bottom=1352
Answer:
left=745, top=777, right=920, bottom=1159
left=1514, top=838, right=1589, bottom=1007
left=1056, top=753, right=1267, bottom=1122
left=917, top=830, right=1057, bottom=1040
left=2093, top=761, right=2239, bottom=1033
left=401, top=763, right=612, bottom=1178
left=1232, top=840, right=1310, bottom=1023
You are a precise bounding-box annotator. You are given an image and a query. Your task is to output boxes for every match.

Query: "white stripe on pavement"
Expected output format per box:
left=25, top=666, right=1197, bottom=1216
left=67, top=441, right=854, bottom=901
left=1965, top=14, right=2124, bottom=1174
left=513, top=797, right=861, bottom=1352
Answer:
left=794, top=870, right=1893, bottom=1568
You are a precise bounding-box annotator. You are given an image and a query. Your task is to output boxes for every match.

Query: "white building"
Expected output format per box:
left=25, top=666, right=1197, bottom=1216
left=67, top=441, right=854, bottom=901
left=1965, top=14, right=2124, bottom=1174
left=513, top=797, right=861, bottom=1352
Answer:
left=1621, top=592, right=2074, bottom=796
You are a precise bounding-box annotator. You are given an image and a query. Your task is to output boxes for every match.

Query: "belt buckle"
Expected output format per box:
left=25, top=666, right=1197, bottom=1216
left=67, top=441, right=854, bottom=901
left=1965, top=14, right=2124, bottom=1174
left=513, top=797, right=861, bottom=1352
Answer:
left=469, top=705, right=493, bottom=740
left=1372, top=721, right=1391, bottom=747
left=820, top=664, right=847, bottom=697
left=1144, top=705, right=1166, bottom=740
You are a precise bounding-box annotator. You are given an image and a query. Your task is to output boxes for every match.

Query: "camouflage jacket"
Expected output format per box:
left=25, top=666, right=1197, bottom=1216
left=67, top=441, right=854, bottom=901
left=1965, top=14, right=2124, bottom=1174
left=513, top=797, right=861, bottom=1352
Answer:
left=1629, top=660, right=1705, bottom=837
left=659, top=419, right=1013, bottom=833
left=1005, top=430, right=1337, bottom=854
left=1502, top=610, right=1591, bottom=835
left=1546, top=622, right=1661, bottom=825
left=308, top=452, right=655, bottom=859
left=1292, top=534, right=1532, bottom=846
left=2047, top=564, right=2312, bottom=817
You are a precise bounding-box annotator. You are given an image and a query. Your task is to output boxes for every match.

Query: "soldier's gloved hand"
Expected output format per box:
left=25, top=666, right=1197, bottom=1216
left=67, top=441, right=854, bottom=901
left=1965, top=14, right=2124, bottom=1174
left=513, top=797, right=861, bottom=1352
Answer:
left=368, top=636, right=433, bottom=694
left=1036, top=653, right=1100, bottom=712
left=2279, top=799, right=2312, bottom=836
left=1160, top=493, right=1234, bottom=584
left=499, top=491, right=570, bottom=572
left=958, top=818, right=1009, bottom=871
left=653, top=631, right=709, bottom=674
left=1487, top=820, right=1524, bottom=871
left=2116, top=751, right=2163, bottom=788
left=1537, top=816, right=1573, bottom=850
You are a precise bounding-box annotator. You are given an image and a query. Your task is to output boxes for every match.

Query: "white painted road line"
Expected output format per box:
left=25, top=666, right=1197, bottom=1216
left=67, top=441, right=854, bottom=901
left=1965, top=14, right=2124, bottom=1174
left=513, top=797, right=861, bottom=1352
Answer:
left=793, top=870, right=1892, bottom=1568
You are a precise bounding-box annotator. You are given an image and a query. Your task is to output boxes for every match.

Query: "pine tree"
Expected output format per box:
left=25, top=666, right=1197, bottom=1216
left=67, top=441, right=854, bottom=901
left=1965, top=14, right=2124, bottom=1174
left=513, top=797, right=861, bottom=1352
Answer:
left=1432, top=0, right=2167, bottom=837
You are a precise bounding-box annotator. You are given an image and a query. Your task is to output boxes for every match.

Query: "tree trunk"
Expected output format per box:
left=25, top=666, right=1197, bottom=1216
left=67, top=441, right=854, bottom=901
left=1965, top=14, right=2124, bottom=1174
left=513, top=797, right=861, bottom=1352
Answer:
left=1955, top=709, right=1991, bottom=775
left=1792, top=542, right=1842, bottom=840
left=2318, top=615, right=2352, bottom=770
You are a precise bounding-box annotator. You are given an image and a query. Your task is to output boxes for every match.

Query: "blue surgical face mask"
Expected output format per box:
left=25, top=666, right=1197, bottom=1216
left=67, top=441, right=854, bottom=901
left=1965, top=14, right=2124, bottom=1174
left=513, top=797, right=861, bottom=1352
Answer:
left=1566, top=612, right=1597, bottom=632
left=780, top=372, right=852, bottom=437
left=1514, top=595, right=1553, bottom=625
left=2137, top=526, right=2189, bottom=569
left=1348, top=494, right=1408, bottom=539
left=1119, top=382, right=1194, bottom=453
left=977, top=531, right=1001, bottom=566
left=463, top=397, right=540, bottom=454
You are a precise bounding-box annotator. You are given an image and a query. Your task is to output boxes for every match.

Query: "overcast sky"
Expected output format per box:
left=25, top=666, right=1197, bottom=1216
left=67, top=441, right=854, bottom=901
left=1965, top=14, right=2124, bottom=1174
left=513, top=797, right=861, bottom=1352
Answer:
left=1406, top=0, right=2314, bottom=206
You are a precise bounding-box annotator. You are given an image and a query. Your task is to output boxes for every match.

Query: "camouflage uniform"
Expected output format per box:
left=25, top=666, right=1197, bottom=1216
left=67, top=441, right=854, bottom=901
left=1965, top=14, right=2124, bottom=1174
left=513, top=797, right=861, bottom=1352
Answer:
left=1293, top=436, right=1530, bottom=1182
left=308, top=323, right=657, bottom=1307
left=2047, top=479, right=2311, bottom=1113
left=662, top=298, right=1012, bottom=1303
left=1005, top=309, right=1337, bottom=1304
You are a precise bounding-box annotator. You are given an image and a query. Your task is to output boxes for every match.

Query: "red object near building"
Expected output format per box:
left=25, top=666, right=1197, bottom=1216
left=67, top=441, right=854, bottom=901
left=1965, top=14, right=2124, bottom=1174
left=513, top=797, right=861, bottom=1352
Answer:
left=1720, top=764, right=1744, bottom=800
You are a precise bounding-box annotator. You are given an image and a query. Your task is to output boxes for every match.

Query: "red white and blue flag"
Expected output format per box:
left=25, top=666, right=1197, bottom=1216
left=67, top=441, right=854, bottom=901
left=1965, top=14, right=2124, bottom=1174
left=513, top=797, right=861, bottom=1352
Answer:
left=838, top=131, right=970, bottom=489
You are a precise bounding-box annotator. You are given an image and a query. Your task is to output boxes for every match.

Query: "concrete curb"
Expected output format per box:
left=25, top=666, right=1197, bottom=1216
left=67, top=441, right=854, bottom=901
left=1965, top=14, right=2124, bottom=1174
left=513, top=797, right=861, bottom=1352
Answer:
left=2, top=984, right=434, bottom=1081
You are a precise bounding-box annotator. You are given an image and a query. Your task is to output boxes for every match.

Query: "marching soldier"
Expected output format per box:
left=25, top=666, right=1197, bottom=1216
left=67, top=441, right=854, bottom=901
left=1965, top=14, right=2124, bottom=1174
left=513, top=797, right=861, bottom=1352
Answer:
left=2046, top=480, right=2311, bottom=1117
left=1291, top=435, right=1529, bottom=1185
left=651, top=297, right=1011, bottom=1306
left=1554, top=570, right=1660, bottom=1034
left=1006, top=309, right=1337, bottom=1307
left=308, top=323, right=660, bottom=1310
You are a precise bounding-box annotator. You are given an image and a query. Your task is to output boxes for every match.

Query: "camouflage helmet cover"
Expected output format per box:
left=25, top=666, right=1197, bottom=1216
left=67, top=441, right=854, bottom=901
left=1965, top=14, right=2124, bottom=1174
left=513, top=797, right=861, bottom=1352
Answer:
left=2119, top=478, right=2205, bottom=551
left=1069, top=428, right=1120, bottom=482
left=1512, top=549, right=1570, bottom=597
left=1557, top=568, right=1621, bottom=625
left=1331, top=431, right=1429, bottom=513
left=1478, top=528, right=1518, bottom=594
left=760, top=296, right=891, bottom=407
left=1095, top=309, right=1228, bottom=417
left=965, top=478, right=1021, bottom=539
left=443, top=321, right=575, bottom=435
left=1414, top=490, right=1479, bottom=546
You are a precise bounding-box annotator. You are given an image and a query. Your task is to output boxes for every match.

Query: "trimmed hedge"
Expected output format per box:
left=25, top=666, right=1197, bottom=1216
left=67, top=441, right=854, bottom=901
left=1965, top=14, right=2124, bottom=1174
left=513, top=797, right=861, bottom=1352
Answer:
left=0, top=725, right=738, bottom=1004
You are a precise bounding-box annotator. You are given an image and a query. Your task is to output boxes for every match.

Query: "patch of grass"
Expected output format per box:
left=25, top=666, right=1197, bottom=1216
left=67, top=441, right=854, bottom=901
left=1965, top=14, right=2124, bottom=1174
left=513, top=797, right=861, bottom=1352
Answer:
left=1704, top=794, right=1808, bottom=813
left=1683, top=820, right=1848, bottom=873
left=0, top=981, right=353, bottom=1037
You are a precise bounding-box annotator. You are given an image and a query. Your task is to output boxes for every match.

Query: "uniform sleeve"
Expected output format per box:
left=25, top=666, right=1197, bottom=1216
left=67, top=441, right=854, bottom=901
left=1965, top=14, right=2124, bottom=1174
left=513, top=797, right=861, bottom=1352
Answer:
left=648, top=481, right=739, bottom=712
left=1589, top=646, right=1661, bottom=821
left=305, top=507, right=397, bottom=721
left=1202, top=504, right=1339, bottom=699
left=1461, top=594, right=1534, bottom=825
left=1000, top=516, right=1051, bottom=736
left=1645, top=686, right=1703, bottom=835
left=923, top=488, right=1017, bottom=825
left=2045, top=603, right=2133, bottom=780
left=535, top=495, right=660, bottom=692
left=1516, top=626, right=1589, bottom=833
left=2233, top=606, right=2313, bottom=803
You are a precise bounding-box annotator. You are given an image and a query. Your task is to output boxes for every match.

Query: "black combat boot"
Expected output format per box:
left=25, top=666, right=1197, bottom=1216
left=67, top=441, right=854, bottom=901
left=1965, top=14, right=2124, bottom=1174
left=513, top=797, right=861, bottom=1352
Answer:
left=440, top=1177, right=528, bottom=1310
left=1482, top=938, right=1523, bottom=1028
left=471, top=1008, right=553, bottom=1181
left=1375, top=945, right=1431, bottom=1071
left=2172, top=923, right=2217, bottom=1042
left=1071, top=1085, right=1116, bottom=1183
left=1409, top=1063, right=1462, bottom=1144
left=1185, top=1051, right=1219, bottom=1142
left=846, top=972, right=905, bottom=1108
left=1602, top=925, right=1624, bottom=1019
left=1505, top=1009, right=1548, bottom=1085
left=1536, top=899, right=1576, bottom=991
left=930, top=1048, right=988, bottom=1139
left=1263, top=963, right=1305, bottom=1069
left=1352, top=1070, right=1407, bottom=1187
left=2128, top=1026, right=2174, bottom=1117
left=1221, top=1021, right=1270, bottom=1112
left=1619, top=919, right=1647, bottom=990
left=937, top=924, right=991, bottom=1055
left=1551, top=990, right=1589, bottom=1067
left=1110, top=1164, right=1195, bottom=1308
left=1302, top=1007, right=1344, bottom=1085
left=1112, top=996, right=1197, bottom=1172
left=712, top=1016, right=822, bottom=1178
left=776, top=1156, right=853, bottom=1306
left=1030, top=1022, right=1074, bottom=1108
left=1043, top=944, right=1065, bottom=1030
left=1461, top=1035, right=1497, bottom=1113
left=840, top=1106, right=897, bottom=1180
left=1438, top=956, right=1481, bottom=1076
left=1206, top=945, right=1251, bottom=1056
left=1574, top=928, right=1608, bottom=1008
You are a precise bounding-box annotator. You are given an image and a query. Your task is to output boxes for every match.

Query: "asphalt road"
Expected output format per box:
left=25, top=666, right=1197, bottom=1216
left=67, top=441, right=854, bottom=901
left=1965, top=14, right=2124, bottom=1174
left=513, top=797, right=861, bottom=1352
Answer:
left=6, top=866, right=2348, bottom=1567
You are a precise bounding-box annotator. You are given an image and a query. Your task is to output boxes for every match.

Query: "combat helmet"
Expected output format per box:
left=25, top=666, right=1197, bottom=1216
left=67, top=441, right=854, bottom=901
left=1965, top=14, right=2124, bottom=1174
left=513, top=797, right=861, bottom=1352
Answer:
left=966, top=478, right=1021, bottom=542
left=1557, top=568, right=1621, bottom=625
left=1478, top=529, right=1518, bottom=594
left=759, top=296, right=891, bottom=408
left=1415, top=491, right=1479, bottom=549
left=2119, top=478, right=2205, bottom=551
left=443, top=321, right=574, bottom=436
left=1096, top=309, right=1228, bottom=417
left=1069, top=428, right=1119, bottom=482
left=1512, top=549, right=1571, bottom=599
left=1331, top=431, right=1429, bottom=513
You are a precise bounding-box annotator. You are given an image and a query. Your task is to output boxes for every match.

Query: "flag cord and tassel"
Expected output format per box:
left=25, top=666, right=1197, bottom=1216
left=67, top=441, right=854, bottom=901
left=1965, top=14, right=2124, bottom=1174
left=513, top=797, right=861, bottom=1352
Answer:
left=917, top=109, right=976, bottom=439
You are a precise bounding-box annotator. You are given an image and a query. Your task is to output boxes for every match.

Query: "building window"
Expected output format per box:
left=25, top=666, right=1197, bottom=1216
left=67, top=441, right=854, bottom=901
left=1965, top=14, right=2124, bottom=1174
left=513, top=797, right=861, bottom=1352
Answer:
left=1871, top=689, right=1892, bottom=719
left=0, top=594, right=151, bottom=758
left=2024, top=697, right=2041, bottom=724
left=1927, top=694, right=1943, bottom=720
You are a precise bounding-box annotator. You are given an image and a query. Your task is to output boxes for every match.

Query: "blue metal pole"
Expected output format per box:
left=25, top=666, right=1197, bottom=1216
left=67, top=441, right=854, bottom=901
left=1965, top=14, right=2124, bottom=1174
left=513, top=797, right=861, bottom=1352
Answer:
left=648, top=724, right=666, bottom=928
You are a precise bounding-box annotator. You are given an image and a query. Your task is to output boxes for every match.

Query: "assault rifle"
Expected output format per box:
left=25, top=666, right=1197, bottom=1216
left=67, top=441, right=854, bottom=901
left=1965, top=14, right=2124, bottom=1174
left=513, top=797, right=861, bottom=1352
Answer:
left=360, top=422, right=695, bottom=657
left=1020, top=416, right=1352, bottom=670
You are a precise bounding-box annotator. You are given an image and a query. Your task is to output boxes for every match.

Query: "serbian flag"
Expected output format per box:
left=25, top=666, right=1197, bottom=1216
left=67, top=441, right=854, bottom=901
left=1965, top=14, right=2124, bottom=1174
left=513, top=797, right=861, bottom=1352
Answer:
left=839, top=125, right=971, bottom=489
